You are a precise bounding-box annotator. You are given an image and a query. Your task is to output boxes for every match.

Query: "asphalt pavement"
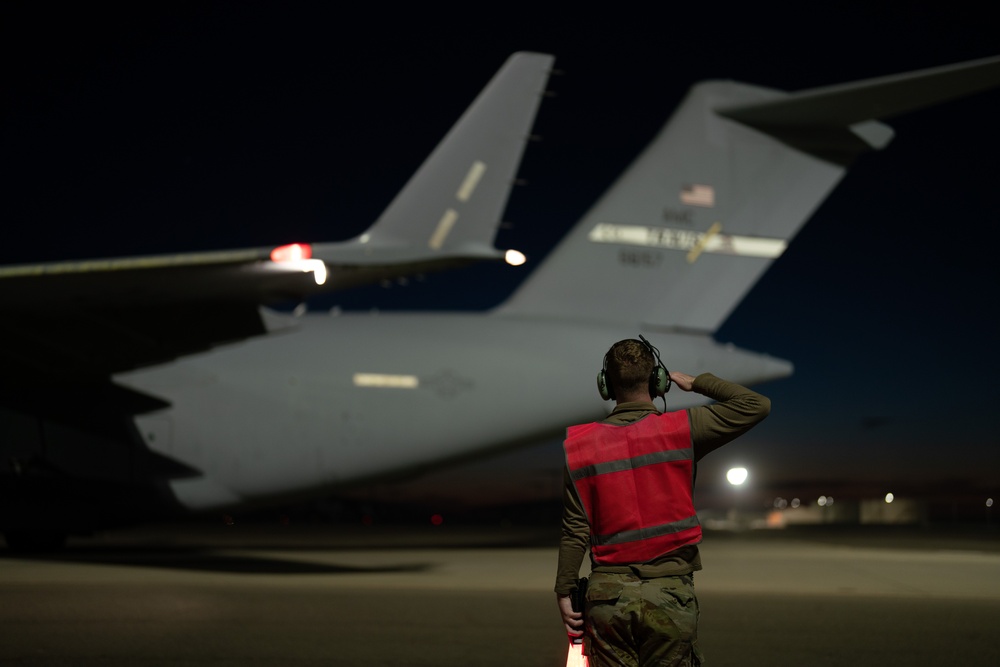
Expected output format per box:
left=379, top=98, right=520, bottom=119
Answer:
left=1, top=523, right=998, bottom=666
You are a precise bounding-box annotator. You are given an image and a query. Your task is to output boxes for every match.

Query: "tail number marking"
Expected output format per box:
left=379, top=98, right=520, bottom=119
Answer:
left=589, top=223, right=786, bottom=260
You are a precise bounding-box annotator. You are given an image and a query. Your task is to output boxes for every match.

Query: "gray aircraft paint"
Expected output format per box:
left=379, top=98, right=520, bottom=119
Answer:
left=118, top=315, right=790, bottom=509
left=4, top=53, right=1000, bottom=537
left=0, top=52, right=555, bottom=318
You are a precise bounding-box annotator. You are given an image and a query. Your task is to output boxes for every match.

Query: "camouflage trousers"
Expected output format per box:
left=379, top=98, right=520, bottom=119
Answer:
left=584, top=571, right=704, bottom=666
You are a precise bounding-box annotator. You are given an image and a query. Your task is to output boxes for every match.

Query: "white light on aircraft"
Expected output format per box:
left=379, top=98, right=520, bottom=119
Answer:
left=307, top=259, right=327, bottom=285
left=726, top=467, right=748, bottom=486
left=277, top=259, right=328, bottom=285
left=505, top=249, right=526, bottom=266
left=353, top=373, right=419, bottom=389
left=885, top=492, right=894, bottom=504
left=268, top=243, right=327, bottom=285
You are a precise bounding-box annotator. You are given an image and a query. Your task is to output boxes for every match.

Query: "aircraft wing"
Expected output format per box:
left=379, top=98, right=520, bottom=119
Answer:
left=0, top=249, right=302, bottom=383
left=0, top=52, right=554, bottom=384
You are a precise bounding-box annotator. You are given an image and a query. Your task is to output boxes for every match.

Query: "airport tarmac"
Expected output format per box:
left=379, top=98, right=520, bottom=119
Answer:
left=1, top=523, right=999, bottom=666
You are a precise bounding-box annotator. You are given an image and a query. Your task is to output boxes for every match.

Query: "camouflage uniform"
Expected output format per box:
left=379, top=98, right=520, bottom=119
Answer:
left=585, top=572, right=703, bottom=666
left=555, top=373, right=770, bottom=666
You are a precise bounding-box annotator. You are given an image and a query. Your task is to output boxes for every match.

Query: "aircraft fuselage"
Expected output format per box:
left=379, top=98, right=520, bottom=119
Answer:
left=115, top=312, right=792, bottom=513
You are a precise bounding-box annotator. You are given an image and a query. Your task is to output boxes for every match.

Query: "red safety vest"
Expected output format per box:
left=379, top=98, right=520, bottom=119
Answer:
left=564, top=411, right=701, bottom=565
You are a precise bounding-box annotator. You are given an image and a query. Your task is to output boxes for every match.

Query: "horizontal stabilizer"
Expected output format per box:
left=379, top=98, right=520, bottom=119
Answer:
left=718, top=54, right=1000, bottom=129
left=717, top=55, right=1000, bottom=161
left=0, top=53, right=558, bottom=379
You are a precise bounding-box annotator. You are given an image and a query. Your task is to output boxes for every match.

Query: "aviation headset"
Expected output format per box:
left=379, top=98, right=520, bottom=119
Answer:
left=596, top=334, right=671, bottom=401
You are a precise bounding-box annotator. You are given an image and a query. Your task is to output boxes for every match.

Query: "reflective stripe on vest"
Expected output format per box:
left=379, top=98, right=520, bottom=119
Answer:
left=564, top=411, right=702, bottom=565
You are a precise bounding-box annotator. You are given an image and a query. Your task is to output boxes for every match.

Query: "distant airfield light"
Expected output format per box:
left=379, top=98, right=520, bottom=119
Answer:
left=818, top=495, right=828, bottom=507
left=505, top=249, right=527, bottom=266
left=988, top=498, right=994, bottom=508
left=885, top=492, right=894, bottom=504
left=726, top=467, right=748, bottom=486
left=430, top=514, right=444, bottom=526
left=791, top=498, right=801, bottom=508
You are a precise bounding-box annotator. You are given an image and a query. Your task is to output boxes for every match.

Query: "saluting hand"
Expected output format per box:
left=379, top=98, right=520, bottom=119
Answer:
left=669, top=371, right=697, bottom=392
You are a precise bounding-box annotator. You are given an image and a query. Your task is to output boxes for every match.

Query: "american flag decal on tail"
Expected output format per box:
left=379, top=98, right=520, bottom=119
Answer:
left=680, top=183, right=715, bottom=207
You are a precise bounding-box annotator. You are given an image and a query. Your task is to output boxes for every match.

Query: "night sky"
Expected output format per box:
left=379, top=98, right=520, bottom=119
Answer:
left=2, top=4, right=998, bottom=510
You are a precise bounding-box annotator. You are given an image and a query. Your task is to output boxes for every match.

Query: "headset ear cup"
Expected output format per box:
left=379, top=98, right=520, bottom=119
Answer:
left=597, top=370, right=614, bottom=401
left=652, top=366, right=669, bottom=397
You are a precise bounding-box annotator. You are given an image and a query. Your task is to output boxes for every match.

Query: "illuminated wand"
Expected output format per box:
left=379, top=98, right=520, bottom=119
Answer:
left=565, top=577, right=589, bottom=667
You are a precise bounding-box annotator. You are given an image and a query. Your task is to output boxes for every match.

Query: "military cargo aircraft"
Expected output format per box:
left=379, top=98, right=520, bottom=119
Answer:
left=2, top=52, right=998, bottom=550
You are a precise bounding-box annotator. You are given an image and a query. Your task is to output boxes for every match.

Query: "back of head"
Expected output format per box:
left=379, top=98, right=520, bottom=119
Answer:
left=605, top=339, right=655, bottom=399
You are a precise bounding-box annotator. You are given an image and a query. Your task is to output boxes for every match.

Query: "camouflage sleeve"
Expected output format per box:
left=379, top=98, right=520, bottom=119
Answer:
left=555, top=466, right=589, bottom=595
left=688, top=373, right=771, bottom=461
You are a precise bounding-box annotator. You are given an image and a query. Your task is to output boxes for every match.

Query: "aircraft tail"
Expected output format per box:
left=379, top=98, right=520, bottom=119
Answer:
left=495, top=55, right=1000, bottom=333
left=317, top=52, right=554, bottom=262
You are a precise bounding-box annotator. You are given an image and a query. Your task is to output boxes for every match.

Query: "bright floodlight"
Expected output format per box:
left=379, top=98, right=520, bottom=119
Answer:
left=505, top=249, right=527, bottom=266
left=726, top=467, right=748, bottom=486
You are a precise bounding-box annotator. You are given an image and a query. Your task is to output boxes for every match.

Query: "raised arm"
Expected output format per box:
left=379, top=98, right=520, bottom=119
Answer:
left=670, top=372, right=771, bottom=461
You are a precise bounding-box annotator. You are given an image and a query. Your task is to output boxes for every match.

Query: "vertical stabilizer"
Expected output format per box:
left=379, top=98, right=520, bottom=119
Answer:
left=495, top=55, right=1000, bottom=333
left=345, top=52, right=555, bottom=259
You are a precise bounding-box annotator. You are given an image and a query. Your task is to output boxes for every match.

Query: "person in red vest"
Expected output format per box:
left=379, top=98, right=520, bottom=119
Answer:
left=555, top=337, right=771, bottom=666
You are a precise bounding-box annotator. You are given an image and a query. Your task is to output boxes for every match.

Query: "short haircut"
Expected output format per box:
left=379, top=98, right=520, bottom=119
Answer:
left=606, top=339, right=654, bottom=396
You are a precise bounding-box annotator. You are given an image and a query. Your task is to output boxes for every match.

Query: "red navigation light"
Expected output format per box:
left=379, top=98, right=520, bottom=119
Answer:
left=270, top=243, right=312, bottom=262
